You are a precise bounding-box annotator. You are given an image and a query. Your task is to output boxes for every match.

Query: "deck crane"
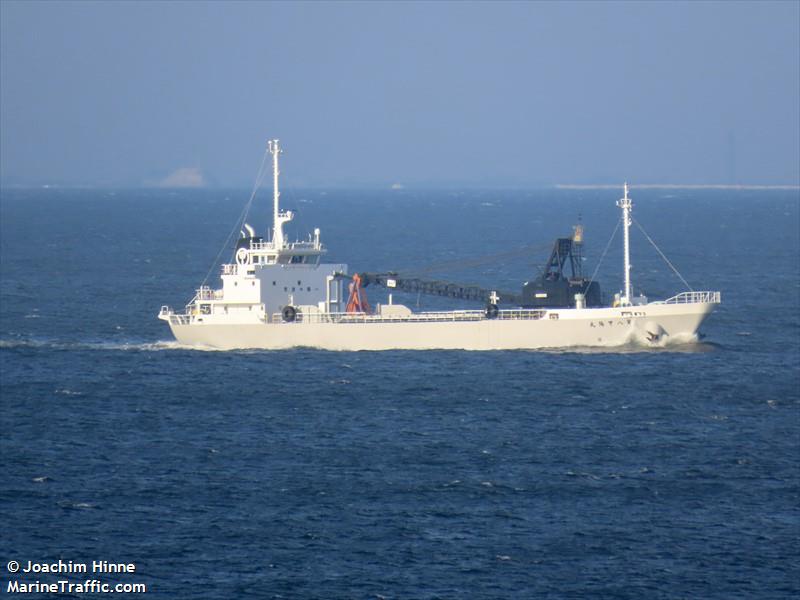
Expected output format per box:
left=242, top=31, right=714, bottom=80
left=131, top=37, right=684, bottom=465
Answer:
left=340, top=227, right=602, bottom=312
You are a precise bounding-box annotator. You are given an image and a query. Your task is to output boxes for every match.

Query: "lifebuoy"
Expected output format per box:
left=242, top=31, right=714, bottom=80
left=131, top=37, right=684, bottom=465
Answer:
left=236, top=247, right=249, bottom=265
left=485, top=303, right=499, bottom=319
left=282, top=305, right=297, bottom=322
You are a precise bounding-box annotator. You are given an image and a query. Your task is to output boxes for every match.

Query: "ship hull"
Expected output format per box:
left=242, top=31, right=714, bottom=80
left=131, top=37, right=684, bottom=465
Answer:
left=165, top=302, right=717, bottom=351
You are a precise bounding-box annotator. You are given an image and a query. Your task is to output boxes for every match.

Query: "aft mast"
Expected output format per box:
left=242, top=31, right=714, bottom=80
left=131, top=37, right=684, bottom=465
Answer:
left=617, top=182, right=633, bottom=305
left=268, top=139, right=293, bottom=249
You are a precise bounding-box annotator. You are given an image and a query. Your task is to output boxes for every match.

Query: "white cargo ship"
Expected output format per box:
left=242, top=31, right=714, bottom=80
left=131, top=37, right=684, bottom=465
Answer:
left=158, top=140, right=720, bottom=350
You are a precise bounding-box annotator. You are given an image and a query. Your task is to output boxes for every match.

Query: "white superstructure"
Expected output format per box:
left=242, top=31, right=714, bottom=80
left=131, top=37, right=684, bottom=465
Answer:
left=158, top=141, right=721, bottom=350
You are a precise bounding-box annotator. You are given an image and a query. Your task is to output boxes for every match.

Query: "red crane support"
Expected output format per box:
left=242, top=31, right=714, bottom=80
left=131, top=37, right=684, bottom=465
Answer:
left=345, top=274, right=372, bottom=314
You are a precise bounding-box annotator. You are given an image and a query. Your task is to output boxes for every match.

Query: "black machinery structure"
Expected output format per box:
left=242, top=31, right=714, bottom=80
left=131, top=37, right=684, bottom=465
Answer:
left=519, top=226, right=602, bottom=308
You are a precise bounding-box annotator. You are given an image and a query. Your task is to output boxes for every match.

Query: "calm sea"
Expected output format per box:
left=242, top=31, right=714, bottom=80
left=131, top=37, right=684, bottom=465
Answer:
left=1, top=187, right=798, bottom=599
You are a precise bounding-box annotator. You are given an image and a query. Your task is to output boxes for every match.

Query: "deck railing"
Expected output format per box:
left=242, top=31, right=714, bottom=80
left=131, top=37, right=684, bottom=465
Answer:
left=247, top=241, right=319, bottom=251
left=196, top=286, right=222, bottom=301
left=655, top=291, right=721, bottom=305
left=272, top=309, right=548, bottom=325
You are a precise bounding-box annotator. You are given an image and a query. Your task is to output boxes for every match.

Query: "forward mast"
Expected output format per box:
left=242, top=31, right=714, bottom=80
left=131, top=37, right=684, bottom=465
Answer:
left=617, top=182, right=633, bottom=306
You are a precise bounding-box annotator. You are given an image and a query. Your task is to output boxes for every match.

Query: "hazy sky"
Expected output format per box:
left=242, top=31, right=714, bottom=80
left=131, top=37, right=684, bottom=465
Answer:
left=1, top=1, right=798, bottom=187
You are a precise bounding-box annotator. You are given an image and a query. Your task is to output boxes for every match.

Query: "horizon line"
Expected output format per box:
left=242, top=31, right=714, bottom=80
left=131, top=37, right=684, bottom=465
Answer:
left=1, top=182, right=799, bottom=192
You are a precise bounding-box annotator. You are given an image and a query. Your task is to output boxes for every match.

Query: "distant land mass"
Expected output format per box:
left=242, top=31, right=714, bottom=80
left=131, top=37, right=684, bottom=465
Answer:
left=556, top=184, right=800, bottom=190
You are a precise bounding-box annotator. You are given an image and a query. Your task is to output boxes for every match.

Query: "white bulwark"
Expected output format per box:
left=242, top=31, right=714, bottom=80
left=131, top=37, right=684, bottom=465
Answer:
left=158, top=141, right=721, bottom=350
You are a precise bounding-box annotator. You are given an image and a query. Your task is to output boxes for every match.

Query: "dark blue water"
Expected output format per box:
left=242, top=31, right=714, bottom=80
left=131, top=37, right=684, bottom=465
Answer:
left=2, top=187, right=798, bottom=598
